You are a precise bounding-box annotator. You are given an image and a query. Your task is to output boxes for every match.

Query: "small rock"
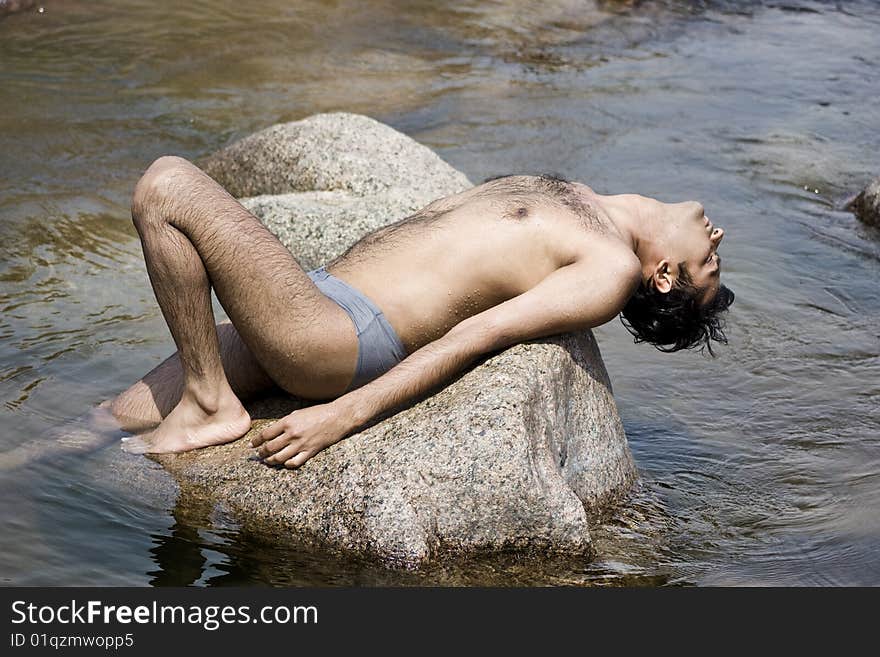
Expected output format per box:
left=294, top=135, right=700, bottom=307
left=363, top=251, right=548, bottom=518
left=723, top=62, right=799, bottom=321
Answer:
left=846, top=177, right=880, bottom=228
left=0, top=0, right=39, bottom=17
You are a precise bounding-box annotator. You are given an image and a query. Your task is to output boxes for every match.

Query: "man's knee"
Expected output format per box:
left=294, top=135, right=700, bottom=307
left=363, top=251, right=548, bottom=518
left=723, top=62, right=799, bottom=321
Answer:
left=130, top=155, right=195, bottom=230
left=109, top=385, right=163, bottom=432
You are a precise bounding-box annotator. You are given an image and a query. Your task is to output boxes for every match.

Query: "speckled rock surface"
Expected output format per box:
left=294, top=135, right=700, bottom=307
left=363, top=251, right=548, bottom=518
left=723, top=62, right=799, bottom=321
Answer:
left=157, top=112, right=636, bottom=567
left=199, top=112, right=471, bottom=202
left=846, top=177, right=880, bottom=228
left=239, top=191, right=430, bottom=271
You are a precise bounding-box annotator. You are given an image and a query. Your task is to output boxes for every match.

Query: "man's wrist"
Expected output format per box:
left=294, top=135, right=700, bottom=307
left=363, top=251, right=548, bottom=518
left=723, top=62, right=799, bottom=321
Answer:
left=330, top=392, right=371, bottom=432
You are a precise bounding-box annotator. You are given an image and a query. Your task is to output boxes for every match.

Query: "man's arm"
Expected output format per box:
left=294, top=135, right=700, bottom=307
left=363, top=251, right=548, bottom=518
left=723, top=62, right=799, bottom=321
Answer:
left=253, top=258, right=640, bottom=467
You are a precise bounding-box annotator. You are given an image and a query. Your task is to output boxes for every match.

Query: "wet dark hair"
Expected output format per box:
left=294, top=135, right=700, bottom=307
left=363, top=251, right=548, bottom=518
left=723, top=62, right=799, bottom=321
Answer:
left=620, top=263, right=735, bottom=355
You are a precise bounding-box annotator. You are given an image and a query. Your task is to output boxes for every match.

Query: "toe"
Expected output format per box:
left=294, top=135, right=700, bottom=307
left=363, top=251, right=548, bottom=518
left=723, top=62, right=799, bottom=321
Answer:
left=120, top=435, right=152, bottom=455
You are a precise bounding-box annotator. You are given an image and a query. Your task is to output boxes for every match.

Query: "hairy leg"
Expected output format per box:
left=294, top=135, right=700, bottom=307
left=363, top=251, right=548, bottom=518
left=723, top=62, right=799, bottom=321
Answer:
left=127, top=166, right=250, bottom=453
left=123, top=156, right=356, bottom=454
left=111, top=321, right=277, bottom=433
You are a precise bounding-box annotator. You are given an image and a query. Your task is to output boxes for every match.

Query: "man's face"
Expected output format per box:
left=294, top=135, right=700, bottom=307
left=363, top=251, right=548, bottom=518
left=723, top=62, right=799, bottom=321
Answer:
left=661, top=200, right=725, bottom=303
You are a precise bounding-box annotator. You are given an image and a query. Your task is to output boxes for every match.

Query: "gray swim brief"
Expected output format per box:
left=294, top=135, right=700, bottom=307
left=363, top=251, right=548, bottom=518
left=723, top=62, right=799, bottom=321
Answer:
left=307, top=266, right=408, bottom=393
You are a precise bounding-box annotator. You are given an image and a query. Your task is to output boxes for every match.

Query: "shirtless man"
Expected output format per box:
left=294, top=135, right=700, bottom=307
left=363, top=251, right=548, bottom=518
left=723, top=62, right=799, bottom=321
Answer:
left=110, top=156, right=733, bottom=468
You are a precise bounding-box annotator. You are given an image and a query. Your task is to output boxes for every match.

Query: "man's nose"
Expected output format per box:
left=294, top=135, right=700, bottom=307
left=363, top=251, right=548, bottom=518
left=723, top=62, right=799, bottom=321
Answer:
left=711, top=226, right=724, bottom=245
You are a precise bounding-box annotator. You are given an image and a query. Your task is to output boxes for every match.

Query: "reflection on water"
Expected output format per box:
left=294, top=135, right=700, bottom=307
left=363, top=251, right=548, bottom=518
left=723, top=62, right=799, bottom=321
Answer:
left=1, top=0, right=878, bottom=585
left=141, top=480, right=676, bottom=587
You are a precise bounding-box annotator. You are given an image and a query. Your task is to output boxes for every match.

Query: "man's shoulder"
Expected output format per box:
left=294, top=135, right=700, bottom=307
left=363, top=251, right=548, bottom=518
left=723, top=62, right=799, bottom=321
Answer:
left=572, top=238, right=642, bottom=288
left=542, top=243, right=640, bottom=324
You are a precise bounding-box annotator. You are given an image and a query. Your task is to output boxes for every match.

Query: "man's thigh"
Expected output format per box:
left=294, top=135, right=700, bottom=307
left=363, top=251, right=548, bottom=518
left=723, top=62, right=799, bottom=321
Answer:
left=146, top=157, right=358, bottom=396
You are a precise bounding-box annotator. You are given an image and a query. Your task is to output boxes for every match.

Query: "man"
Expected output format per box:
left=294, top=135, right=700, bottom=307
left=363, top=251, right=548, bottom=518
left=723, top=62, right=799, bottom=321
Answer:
left=112, top=156, right=733, bottom=468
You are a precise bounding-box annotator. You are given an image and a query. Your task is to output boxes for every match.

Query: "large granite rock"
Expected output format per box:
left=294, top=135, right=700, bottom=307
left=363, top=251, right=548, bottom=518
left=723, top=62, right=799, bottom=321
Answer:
left=159, top=112, right=636, bottom=567
left=200, top=112, right=468, bottom=202
left=846, top=176, right=880, bottom=228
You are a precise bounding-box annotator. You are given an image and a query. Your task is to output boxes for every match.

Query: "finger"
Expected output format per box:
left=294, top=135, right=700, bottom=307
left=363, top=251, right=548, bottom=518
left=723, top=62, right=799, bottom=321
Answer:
left=264, top=444, right=303, bottom=466
left=257, top=433, right=298, bottom=458
left=285, top=451, right=311, bottom=469
left=261, top=421, right=290, bottom=445
left=251, top=422, right=284, bottom=447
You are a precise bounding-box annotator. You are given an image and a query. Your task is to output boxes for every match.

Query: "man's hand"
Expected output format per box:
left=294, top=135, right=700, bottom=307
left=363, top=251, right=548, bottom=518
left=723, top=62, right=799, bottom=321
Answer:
left=250, top=402, right=349, bottom=468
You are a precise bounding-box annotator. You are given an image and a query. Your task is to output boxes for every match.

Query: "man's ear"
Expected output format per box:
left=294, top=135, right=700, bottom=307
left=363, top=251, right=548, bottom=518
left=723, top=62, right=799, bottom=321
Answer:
left=652, top=259, right=673, bottom=294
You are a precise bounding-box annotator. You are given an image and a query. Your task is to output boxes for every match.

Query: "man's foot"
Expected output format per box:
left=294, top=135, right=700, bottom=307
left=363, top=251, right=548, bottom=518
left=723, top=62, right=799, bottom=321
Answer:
left=121, top=392, right=251, bottom=455
left=0, top=402, right=126, bottom=472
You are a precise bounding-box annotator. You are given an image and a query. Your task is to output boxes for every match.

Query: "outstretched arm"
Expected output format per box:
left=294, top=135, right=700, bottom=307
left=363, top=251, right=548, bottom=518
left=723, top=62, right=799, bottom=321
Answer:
left=252, top=258, right=640, bottom=467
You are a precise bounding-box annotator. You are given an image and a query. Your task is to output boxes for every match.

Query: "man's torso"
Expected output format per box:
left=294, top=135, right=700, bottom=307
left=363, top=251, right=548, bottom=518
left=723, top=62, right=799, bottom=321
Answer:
left=322, top=175, right=632, bottom=354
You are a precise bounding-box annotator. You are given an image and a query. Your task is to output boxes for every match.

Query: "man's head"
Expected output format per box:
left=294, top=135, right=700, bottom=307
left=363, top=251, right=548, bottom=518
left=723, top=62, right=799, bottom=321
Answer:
left=618, top=196, right=734, bottom=354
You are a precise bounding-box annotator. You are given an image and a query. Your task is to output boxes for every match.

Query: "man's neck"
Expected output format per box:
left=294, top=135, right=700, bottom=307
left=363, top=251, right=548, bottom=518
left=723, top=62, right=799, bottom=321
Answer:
left=577, top=187, right=665, bottom=274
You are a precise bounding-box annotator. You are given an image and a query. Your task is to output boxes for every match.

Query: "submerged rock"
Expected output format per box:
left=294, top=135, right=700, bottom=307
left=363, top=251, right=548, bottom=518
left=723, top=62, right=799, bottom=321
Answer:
left=846, top=177, right=880, bottom=228
left=158, top=112, right=636, bottom=567
left=0, top=0, right=38, bottom=17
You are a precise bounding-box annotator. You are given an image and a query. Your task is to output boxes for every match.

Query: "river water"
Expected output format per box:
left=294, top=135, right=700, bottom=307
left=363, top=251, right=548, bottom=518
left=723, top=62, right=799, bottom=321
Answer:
left=1, top=0, right=878, bottom=586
